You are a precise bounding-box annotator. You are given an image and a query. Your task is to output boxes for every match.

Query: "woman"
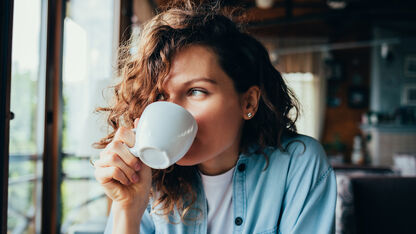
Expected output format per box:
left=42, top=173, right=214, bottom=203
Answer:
left=94, top=2, right=336, bottom=233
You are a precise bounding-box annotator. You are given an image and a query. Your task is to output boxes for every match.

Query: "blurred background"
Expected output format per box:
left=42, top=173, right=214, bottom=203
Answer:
left=1, top=0, right=416, bottom=233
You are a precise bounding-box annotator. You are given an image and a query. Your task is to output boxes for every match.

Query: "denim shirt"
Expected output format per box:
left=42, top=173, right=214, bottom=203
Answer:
left=104, top=135, right=337, bottom=234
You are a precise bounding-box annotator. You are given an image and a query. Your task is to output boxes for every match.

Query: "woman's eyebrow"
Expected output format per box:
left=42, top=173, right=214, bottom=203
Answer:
left=184, top=77, right=218, bottom=85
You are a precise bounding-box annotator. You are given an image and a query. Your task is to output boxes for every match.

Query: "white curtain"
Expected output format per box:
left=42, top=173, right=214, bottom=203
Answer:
left=259, top=38, right=327, bottom=140
left=283, top=72, right=327, bottom=140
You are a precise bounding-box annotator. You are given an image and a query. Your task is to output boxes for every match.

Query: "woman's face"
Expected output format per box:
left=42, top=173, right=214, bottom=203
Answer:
left=159, top=45, right=245, bottom=174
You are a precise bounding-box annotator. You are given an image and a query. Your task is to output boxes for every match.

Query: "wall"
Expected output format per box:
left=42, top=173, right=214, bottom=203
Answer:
left=322, top=23, right=416, bottom=163
left=371, top=27, right=416, bottom=112
left=322, top=48, right=371, bottom=162
left=364, top=26, right=416, bottom=166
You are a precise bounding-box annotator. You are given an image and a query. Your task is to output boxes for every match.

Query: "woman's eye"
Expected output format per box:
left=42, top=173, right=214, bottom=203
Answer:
left=188, top=89, right=206, bottom=97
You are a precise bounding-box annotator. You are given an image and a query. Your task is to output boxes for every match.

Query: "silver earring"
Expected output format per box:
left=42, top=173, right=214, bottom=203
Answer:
left=247, top=113, right=253, bottom=118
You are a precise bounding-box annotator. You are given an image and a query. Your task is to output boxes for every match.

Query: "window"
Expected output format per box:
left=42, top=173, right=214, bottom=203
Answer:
left=60, top=0, right=118, bottom=233
left=5, top=0, right=120, bottom=233
left=8, top=0, right=45, bottom=233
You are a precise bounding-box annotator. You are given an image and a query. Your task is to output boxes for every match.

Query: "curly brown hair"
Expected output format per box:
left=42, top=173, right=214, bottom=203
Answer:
left=95, top=1, right=299, bottom=222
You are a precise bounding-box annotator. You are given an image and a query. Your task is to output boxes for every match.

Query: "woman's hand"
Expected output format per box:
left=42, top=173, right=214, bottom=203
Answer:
left=94, top=118, right=152, bottom=212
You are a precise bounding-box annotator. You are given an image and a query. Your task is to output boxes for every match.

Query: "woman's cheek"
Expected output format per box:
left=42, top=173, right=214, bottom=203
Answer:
left=189, top=110, right=206, bottom=134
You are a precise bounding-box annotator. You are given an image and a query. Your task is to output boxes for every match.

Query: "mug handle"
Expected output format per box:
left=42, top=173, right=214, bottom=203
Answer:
left=127, top=128, right=139, bottom=157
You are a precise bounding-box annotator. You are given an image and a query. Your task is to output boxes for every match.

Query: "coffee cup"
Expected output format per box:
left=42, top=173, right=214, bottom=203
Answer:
left=128, top=101, right=198, bottom=169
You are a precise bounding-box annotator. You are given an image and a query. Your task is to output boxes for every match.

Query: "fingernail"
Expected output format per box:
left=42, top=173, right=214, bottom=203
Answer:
left=135, top=162, right=141, bottom=171
left=132, top=174, right=139, bottom=183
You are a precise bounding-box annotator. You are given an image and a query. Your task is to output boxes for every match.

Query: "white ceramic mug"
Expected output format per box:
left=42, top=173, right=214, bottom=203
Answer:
left=128, top=101, right=198, bottom=169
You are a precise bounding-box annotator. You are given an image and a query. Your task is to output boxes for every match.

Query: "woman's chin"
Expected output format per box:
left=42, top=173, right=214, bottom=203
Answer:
left=176, top=147, right=199, bottom=166
left=176, top=153, right=197, bottom=166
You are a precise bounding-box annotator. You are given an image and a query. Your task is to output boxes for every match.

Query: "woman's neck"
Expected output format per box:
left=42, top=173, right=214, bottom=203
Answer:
left=198, top=144, right=240, bottom=176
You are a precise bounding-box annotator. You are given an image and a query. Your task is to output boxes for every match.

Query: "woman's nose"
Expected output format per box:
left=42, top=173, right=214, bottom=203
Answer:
left=166, top=97, right=185, bottom=108
left=165, top=98, right=193, bottom=115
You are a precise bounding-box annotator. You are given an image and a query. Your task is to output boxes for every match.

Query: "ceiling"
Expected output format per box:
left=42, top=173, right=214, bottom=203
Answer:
left=139, top=0, right=416, bottom=38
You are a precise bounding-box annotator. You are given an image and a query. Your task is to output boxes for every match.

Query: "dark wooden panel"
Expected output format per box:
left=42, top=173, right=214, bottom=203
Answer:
left=120, top=0, right=133, bottom=43
left=322, top=47, right=371, bottom=162
left=0, top=0, right=14, bottom=233
left=41, top=0, right=65, bottom=233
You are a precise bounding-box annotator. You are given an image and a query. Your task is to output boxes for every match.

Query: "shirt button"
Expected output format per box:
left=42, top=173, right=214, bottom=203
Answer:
left=235, top=217, right=243, bottom=226
left=238, top=163, right=246, bottom=172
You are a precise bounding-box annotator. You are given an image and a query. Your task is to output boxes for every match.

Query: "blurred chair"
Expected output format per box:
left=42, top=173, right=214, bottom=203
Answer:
left=351, top=177, right=416, bottom=234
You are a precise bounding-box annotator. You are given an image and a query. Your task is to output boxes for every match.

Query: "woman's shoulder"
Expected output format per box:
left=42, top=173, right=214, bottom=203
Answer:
left=245, top=134, right=331, bottom=178
left=262, top=134, right=327, bottom=161
left=284, top=134, right=325, bottom=157
left=267, top=134, right=332, bottom=182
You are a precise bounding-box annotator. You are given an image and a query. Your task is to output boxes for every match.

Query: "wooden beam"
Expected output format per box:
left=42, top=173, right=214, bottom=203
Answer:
left=0, top=0, right=13, bottom=233
left=285, top=0, right=293, bottom=18
left=41, top=0, right=65, bottom=233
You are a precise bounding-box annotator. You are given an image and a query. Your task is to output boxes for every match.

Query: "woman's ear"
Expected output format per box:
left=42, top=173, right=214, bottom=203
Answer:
left=241, top=86, right=261, bottom=120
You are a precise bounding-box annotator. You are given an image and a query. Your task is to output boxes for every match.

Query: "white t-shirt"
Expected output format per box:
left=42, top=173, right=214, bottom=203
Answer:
left=199, top=167, right=235, bottom=234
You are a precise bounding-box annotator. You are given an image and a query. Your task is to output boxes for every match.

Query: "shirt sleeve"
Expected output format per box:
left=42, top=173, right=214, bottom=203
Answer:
left=278, top=136, right=337, bottom=234
left=103, top=203, right=155, bottom=234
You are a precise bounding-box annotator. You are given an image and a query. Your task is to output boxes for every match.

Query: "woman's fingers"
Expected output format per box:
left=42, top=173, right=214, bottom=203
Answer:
left=111, top=140, right=142, bottom=171
left=95, top=152, right=139, bottom=184
left=114, top=126, right=135, bottom=147
left=95, top=166, right=130, bottom=186
left=111, top=126, right=142, bottom=171
left=95, top=122, right=144, bottom=186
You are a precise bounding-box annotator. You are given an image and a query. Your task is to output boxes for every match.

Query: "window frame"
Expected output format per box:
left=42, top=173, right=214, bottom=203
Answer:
left=41, top=0, right=66, bottom=233
left=0, top=0, right=14, bottom=232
